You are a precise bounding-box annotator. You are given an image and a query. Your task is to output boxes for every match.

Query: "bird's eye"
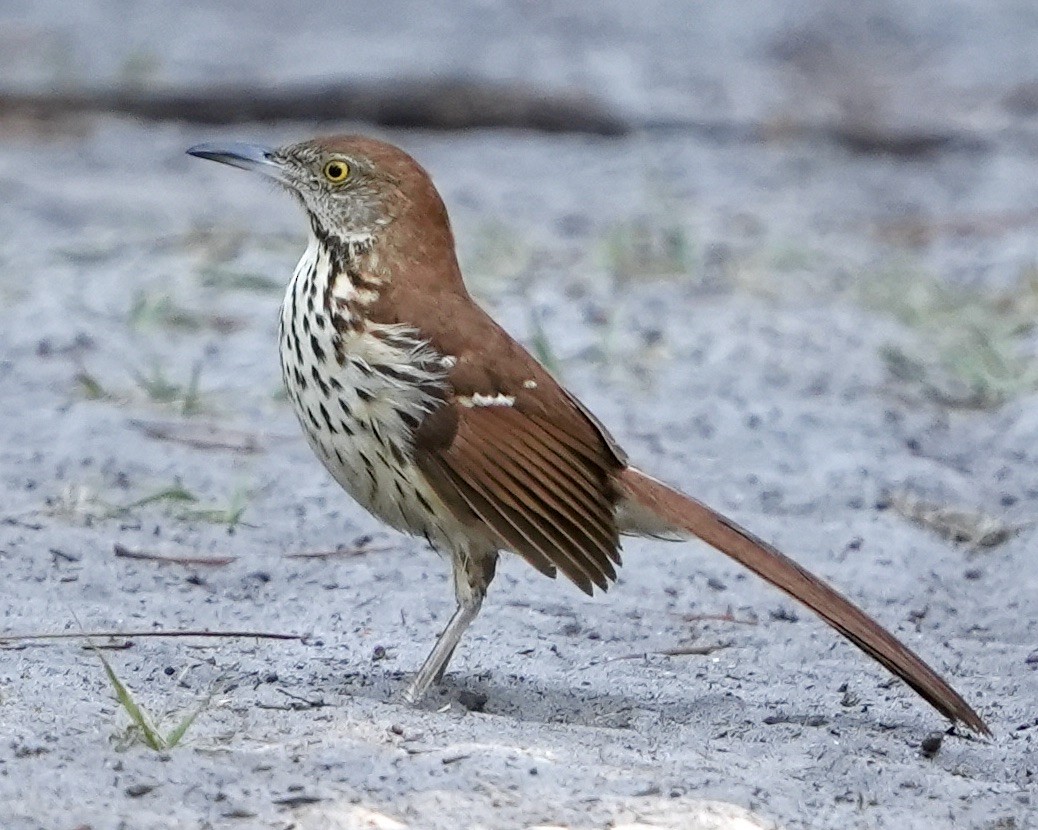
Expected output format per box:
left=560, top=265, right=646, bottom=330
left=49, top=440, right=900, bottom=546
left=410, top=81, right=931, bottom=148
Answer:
left=322, top=160, right=350, bottom=183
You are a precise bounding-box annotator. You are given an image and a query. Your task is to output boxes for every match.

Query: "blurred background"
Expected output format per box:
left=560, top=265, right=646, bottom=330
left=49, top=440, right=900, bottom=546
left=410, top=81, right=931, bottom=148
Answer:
left=4, top=0, right=1038, bottom=399
left=1, top=3, right=1035, bottom=829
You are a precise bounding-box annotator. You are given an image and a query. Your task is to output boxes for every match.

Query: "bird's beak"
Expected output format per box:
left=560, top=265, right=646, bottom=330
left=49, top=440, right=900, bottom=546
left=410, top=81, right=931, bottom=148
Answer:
left=186, top=142, right=286, bottom=182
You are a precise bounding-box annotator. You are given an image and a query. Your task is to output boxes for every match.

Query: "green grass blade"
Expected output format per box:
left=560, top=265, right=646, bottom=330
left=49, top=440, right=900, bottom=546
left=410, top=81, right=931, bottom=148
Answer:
left=121, top=484, right=199, bottom=512
left=181, top=361, right=203, bottom=415
left=528, top=309, right=561, bottom=377
left=92, top=648, right=166, bottom=751
left=164, top=705, right=202, bottom=748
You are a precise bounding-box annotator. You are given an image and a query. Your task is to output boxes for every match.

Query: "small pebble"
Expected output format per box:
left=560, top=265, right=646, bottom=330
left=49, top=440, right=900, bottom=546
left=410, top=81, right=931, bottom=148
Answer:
left=920, top=732, right=944, bottom=758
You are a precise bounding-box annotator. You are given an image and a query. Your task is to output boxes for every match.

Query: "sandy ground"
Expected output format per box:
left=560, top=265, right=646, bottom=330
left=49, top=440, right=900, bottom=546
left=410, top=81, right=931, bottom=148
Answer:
left=1, top=3, right=1036, bottom=829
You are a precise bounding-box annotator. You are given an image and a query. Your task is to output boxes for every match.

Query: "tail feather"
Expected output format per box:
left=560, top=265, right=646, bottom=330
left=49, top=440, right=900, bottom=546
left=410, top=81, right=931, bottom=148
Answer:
left=617, top=466, right=989, bottom=735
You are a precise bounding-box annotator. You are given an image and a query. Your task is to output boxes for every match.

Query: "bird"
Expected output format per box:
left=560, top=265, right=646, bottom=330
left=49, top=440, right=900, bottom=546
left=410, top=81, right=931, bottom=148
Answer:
left=187, top=134, right=988, bottom=735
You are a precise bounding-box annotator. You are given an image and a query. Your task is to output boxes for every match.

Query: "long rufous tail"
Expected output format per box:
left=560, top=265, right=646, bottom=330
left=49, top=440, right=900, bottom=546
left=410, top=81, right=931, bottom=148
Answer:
left=616, top=466, right=989, bottom=735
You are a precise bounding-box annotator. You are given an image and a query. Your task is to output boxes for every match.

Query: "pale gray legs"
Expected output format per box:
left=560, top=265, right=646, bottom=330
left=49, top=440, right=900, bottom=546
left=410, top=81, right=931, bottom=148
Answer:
left=401, top=595, right=482, bottom=703
left=400, top=546, right=498, bottom=704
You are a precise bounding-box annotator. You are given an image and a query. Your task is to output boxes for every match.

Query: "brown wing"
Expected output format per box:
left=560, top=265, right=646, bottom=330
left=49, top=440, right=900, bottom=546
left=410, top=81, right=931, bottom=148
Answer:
left=391, top=296, right=623, bottom=593
left=365, top=236, right=626, bottom=592
left=416, top=401, right=622, bottom=594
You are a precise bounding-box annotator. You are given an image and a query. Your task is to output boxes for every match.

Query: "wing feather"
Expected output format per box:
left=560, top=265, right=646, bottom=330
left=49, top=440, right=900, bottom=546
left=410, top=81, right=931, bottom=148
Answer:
left=418, top=452, right=560, bottom=580
left=415, top=403, right=623, bottom=594
left=503, top=420, right=620, bottom=560
left=450, top=427, right=609, bottom=591
left=462, top=426, right=617, bottom=584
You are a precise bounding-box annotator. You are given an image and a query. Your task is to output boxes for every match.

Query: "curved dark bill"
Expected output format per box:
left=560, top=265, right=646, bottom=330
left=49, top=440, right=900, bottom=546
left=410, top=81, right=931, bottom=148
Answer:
left=186, top=142, right=284, bottom=180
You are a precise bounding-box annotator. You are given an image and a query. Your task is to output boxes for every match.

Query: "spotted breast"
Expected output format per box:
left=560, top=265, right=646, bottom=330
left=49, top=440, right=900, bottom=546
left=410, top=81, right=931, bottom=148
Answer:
left=277, top=224, right=459, bottom=546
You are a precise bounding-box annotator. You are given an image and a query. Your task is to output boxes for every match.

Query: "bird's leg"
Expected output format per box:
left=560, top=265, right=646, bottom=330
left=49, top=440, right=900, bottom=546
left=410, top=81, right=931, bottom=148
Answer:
left=402, top=597, right=481, bottom=703
left=431, top=641, right=458, bottom=684
left=401, top=547, right=498, bottom=704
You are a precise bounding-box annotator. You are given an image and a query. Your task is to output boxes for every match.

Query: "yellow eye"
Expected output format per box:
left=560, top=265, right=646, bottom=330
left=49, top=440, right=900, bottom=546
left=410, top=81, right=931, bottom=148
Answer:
left=322, top=160, right=350, bottom=183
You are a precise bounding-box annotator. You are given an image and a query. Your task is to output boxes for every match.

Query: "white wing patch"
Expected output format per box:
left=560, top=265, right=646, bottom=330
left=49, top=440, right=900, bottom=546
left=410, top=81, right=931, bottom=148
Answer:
left=458, top=392, right=516, bottom=408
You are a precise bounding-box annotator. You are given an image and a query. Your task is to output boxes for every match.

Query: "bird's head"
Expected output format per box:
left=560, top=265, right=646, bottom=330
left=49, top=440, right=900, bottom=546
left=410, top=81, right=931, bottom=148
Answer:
left=187, top=135, right=452, bottom=248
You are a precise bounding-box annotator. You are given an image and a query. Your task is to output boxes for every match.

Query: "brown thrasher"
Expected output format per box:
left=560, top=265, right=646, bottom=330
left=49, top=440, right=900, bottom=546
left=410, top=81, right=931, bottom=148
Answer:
left=188, top=135, right=987, bottom=734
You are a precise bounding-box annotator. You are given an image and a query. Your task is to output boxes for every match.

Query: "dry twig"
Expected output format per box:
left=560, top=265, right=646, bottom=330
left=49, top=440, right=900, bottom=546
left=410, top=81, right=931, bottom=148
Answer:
left=113, top=542, right=237, bottom=566
left=130, top=419, right=266, bottom=454
left=0, top=629, right=302, bottom=644
left=605, top=642, right=731, bottom=663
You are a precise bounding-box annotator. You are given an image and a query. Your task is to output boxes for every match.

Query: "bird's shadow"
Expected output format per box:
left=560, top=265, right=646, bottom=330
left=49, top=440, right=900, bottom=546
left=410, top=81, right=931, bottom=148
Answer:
left=283, top=656, right=937, bottom=739
left=296, top=661, right=760, bottom=731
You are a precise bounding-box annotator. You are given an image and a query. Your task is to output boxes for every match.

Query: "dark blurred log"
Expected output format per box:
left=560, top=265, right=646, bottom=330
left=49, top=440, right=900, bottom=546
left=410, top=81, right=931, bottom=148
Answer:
left=0, top=78, right=630, bottom=136
left=639, top=115, right=989, bottom=157
left=0, top=78, right=998, bottom=155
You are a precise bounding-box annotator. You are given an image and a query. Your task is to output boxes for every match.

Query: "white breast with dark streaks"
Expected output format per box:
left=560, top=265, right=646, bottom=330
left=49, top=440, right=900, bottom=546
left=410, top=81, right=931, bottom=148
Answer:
left=277, top=231, right=459, bottom=545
